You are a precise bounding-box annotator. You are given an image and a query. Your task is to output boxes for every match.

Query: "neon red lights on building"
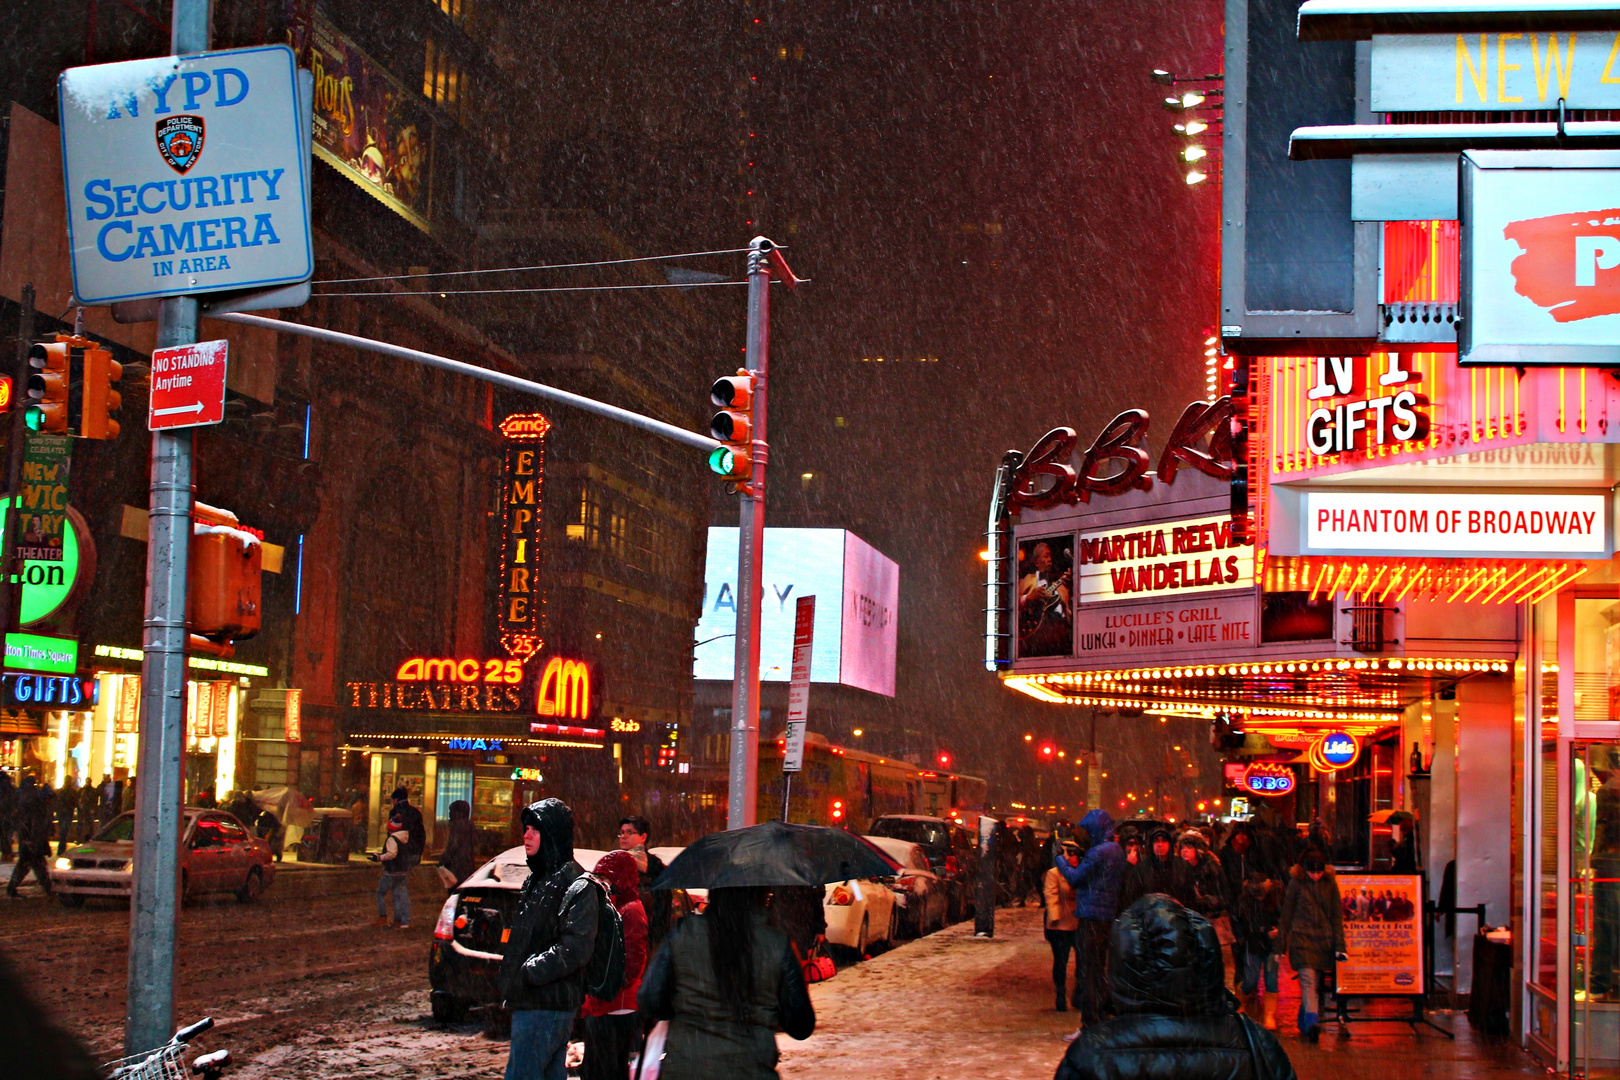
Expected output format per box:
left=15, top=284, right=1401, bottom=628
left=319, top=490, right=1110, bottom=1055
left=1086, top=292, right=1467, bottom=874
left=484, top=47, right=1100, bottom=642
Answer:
left=529, top=721, right=606, bottom=739
left=395, top=657, right=526, bottom=684
left=1241, top=761, right=1296, bottom=797
left=536, top=657, right=590, bottom=720
left=498, top=412, right=552, bottom=441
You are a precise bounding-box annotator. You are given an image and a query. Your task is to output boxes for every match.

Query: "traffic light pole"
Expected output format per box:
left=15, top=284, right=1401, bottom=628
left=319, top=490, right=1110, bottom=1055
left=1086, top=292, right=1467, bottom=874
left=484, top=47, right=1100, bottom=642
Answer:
left=726, top=238, right=776, bottom=830
left=0, top=283, right=35, bottom=647
left=126, top=0, right=208, bottom=1057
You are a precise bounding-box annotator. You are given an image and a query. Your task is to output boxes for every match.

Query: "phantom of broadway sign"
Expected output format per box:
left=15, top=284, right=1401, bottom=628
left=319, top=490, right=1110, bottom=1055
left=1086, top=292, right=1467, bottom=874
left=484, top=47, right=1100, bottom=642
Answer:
left=498, top=413, right=550, bottom=660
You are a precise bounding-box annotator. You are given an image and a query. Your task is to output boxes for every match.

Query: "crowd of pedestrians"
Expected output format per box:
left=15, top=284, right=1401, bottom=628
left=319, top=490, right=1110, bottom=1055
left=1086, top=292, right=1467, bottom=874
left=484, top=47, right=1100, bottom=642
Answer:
left=1039, top=808, right=1348, bottom=1046
left=496, top=797, right=814, bottom=1080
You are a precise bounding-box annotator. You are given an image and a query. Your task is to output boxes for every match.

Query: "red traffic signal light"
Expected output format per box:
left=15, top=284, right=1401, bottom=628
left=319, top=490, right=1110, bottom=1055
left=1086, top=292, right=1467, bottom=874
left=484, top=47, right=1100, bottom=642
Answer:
left=1039, top=743, right=1056, bottom=760
left=936, top=751, right=953, bottom=768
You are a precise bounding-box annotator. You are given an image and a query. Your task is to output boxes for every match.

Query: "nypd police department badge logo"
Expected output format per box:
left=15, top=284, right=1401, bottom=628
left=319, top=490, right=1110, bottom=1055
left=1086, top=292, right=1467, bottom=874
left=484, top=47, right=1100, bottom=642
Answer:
left=155, top=115, right=205, bottom=174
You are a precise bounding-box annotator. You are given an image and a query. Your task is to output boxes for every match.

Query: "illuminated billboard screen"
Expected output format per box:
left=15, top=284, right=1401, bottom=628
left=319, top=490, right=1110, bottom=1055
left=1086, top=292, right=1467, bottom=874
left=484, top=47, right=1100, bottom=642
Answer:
left=695, top=528, right=898, bottom=696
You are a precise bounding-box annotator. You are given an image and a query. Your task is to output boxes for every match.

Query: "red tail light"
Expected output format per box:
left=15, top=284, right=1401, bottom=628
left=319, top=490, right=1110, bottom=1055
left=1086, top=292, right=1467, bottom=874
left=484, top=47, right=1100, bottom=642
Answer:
left=945, top=855, right=958, bottom=875
left=434, top=895, right=458, bottom=940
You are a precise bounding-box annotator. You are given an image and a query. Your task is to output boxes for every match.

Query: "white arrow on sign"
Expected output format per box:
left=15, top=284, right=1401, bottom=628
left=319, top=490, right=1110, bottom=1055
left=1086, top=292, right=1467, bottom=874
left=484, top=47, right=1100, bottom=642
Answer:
left=152, top=402, right=206, bottom=417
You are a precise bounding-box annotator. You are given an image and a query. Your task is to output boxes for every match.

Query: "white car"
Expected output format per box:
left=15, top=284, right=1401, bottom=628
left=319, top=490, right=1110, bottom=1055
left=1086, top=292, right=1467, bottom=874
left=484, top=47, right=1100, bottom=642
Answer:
left=823, top=873, right=898, bottom=955
left=864, top=835, right=950, bottom=937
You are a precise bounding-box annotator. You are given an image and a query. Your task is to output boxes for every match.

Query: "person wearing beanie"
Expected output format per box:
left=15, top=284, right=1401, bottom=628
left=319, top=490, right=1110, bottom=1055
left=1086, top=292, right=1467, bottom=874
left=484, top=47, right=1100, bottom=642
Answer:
left=581, top=850, right=648, bottom=1080
left=1279, top=849, right=1346, bottom=1042
left=497, top=799, right=603, bottom=1080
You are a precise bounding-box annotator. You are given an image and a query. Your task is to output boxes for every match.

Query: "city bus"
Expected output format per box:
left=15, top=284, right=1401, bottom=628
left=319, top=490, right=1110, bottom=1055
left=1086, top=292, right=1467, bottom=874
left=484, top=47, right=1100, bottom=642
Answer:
left=758, top=731, right=987, bottom=832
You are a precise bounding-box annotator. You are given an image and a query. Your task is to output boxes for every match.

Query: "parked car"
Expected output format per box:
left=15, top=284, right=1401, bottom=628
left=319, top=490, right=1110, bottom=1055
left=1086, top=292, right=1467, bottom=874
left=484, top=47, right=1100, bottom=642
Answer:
left=428, top=845, right=608, bottom=1023
left=868, top=814, right=977, bottom=921
left=864, top=835, right=949, bottom=937
left=50, top=809, right=276, bottom=906
left=823, top=872, right=898, bottom=955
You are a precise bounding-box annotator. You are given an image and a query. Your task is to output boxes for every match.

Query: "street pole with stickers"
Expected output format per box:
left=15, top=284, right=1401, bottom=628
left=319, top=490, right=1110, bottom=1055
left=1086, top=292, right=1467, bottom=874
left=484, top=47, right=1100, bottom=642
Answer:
left=56, top=0, right=314, bottom=1052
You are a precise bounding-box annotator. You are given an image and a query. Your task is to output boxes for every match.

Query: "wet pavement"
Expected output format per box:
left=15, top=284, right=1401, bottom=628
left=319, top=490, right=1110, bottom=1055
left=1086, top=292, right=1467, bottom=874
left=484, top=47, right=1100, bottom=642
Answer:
left=0, top=877, right=1556, bottom=1079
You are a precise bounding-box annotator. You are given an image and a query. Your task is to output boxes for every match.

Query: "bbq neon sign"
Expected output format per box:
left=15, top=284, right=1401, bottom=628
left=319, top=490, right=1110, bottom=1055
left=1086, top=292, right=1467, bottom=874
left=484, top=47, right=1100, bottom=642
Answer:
left=1241, top=762, right=1296, bottom=796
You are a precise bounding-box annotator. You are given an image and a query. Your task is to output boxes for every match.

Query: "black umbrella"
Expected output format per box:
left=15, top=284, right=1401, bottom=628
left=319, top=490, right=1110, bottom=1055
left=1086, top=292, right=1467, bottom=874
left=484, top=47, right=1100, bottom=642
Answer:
left=652, top=821, right=901, bottom=890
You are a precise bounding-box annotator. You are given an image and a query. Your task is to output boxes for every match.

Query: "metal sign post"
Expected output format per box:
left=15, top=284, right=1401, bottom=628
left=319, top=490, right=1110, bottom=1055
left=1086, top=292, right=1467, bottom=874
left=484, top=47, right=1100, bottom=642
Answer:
left=780, top=595, right=814, bottom=821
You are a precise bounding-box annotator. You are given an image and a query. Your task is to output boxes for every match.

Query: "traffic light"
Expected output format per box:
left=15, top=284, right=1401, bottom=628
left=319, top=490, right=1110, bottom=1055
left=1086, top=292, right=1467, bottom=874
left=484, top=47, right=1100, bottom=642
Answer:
left=25, top=341, right=70, bottom=433
left=79, top=346, right=122, bottom=440
left=707, top=371, right=755, bottom=481
left=188, top=504, right=263, bottom=645
left=936, top=750, right=953, bottom=769
left=1039, top=742, right=1057, bottom=762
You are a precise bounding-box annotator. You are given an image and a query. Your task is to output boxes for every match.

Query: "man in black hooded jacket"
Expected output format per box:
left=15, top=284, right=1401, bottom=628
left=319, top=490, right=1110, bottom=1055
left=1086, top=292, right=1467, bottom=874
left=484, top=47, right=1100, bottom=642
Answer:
left=1055, top=894, right=1296, bottom=1080
left=498, top=799, right=601, bottom=1080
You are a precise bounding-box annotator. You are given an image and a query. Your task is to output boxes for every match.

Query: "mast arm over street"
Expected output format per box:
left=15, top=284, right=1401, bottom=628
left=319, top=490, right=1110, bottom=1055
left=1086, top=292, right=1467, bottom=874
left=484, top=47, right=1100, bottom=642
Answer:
left=211, top=312, right=723, bottom=453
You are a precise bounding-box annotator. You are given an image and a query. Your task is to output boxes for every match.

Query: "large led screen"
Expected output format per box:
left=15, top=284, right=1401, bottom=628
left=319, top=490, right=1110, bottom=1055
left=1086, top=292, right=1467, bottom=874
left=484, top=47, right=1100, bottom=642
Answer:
left=694, top=528, right=898, bottom=696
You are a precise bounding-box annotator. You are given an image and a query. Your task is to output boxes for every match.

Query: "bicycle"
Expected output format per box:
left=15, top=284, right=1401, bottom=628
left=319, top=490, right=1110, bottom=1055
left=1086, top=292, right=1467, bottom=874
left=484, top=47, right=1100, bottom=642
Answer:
left=100, top=1017, right=231, bottom=1080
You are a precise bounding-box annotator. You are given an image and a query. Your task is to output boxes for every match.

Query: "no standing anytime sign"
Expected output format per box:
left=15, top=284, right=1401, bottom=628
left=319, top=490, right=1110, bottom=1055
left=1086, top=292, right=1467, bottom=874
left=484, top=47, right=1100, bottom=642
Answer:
left=149, top=340, right=228, bottom=431
left=57, top=44, right=312, bottom=305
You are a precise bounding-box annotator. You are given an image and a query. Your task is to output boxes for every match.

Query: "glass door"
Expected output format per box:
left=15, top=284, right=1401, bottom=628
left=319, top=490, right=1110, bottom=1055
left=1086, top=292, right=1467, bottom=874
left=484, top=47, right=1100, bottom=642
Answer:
left=1574, top=740, right=1619, bottom=1080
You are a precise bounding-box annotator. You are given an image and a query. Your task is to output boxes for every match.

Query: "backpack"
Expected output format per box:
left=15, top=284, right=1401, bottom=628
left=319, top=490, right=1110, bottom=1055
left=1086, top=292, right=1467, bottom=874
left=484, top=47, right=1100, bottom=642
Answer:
left=569, top=872, right=626, bottom=1001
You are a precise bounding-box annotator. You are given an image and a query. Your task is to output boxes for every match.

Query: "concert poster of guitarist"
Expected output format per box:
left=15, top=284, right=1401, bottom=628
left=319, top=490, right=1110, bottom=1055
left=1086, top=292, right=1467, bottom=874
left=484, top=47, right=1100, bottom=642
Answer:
left=1017, top=536, right=1074, bottom=657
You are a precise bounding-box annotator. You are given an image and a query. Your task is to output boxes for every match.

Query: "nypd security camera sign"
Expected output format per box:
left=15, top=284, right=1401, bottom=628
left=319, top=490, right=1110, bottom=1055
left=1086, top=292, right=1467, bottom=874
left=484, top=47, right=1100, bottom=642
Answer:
left=57, top=44, right=312, bottom=305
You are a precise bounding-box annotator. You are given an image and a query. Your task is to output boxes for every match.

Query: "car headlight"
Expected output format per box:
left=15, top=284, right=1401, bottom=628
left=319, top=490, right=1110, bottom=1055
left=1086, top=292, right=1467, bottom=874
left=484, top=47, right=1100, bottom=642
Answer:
left=53, top=858, right=72, bottom=871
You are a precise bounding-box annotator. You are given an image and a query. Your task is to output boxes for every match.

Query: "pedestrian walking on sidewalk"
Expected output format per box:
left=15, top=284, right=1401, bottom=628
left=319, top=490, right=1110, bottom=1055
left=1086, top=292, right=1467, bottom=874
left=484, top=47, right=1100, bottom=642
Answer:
left=1279, top=849, right=1346, bottom=1042
left=1119, top=826, right=1177, bottom=911
left=7, top=777, right=54, bottom=897
left=437, top=800, right=476, bottom=893
left=498, top=799, right=602, bottom=1080
left=1044, top=841, right=1081, bottom=1011
left=580, top=851, right=647, bottom=1080
left=75, top=780, right=98, bottom=842
left=637, top=885, right=815, bottom=1080
left=1175, top=832, right=1238, bottom=992
left=1055, top=809, right=1124, bottom=1026
left=372, top=787, right=421, bottom=925
left=616, top=816, right=671, bottom=949
left=1235, top=871, right=1283, bottom=1029
left=53, top=778, right=77, bottom=856
left=1055, top=894, right=1296, bottom=1080
left=0, top=770, right=16, bottom=861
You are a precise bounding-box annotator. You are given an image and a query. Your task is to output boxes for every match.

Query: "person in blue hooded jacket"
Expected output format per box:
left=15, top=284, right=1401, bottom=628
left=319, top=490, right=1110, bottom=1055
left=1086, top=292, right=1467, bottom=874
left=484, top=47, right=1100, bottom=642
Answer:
left=1056, top=809, right=1125, bottom=1026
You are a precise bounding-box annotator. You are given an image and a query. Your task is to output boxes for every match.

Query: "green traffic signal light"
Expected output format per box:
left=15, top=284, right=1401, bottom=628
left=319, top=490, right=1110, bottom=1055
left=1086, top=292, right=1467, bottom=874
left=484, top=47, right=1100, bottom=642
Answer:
left=24, top=407, right=43, bottom=431
left=708, top=446, right=739, bottom=476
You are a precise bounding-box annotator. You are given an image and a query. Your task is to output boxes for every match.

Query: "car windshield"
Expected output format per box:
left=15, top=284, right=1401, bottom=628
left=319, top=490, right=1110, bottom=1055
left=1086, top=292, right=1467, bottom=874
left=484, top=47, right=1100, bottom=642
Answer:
left=871, top=819, right=947, bottom=849
left=95, top=814, right=136, bottom=842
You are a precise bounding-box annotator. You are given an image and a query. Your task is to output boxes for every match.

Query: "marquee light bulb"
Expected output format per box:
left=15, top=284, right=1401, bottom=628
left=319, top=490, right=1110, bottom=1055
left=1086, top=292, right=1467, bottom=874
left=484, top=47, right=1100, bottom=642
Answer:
left=1186, top=170, right=1208, bottom=186
left=1182, top=145, right=1207, bottom=162
left=1185, top=119, right=1208, bottom=135
left=1181, top=91, right=1206, bottom=108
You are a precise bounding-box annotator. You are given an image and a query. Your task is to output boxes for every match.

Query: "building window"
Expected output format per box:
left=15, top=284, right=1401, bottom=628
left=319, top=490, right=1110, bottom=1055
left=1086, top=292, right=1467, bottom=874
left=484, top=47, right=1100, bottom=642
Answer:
left=571, top=486, right=602, bottom=546
left=423, top=37, right=474, bottom=125
left=609, top=509, right=629, bottom=561
left=432, top=0, right=472, bottom=25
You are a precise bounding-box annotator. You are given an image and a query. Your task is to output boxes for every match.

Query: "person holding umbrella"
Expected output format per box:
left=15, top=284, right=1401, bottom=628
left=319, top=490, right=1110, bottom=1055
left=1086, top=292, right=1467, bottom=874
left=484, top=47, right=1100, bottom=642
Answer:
left=639, top=820, right=896, bottom=1077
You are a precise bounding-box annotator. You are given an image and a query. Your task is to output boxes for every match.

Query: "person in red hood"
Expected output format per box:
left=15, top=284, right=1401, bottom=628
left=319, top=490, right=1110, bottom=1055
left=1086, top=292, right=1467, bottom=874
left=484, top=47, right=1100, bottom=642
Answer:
left=581, top=850, right=649, bottom=1080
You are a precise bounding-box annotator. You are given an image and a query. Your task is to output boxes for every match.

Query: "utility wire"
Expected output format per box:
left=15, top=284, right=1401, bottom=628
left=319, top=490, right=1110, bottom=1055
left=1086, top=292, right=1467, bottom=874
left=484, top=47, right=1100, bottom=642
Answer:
left=317, top=246, right=755, bottom=285
left=313, top=280, right=751, bottom=298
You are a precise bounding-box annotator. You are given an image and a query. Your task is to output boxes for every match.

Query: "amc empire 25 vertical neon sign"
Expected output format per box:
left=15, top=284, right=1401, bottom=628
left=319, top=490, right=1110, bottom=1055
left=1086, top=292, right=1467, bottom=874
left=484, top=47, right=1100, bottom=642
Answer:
left=499, top=413, right=550, bottom=660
